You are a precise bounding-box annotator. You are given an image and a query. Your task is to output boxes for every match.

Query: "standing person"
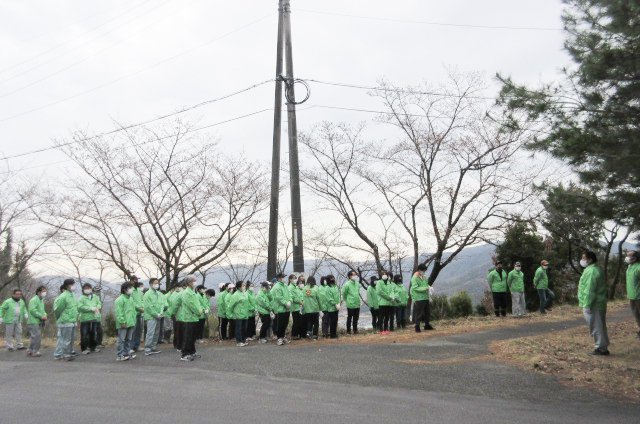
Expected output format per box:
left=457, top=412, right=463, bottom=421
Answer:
left=288, top=274, right=304, bottom=339
left=130, top=277, right=145, bottom=353
left=204, top=289, right=215, bottom=340
left=77, top=283, right=101, bottom=354
left=534, top=260, right=555, bottom=314
left=143, top=278, right=163, bottom=356
left=53, top=279, right=78, bottom=361
left=256, top=282, right=272, bottom=343
left=325, top=275, right=340, bottom=339
left=411, top=264, right=433, bottom=332
left=177, top=275, right=205, bottom=361
left=342, top=271, right=361, bottom=335
left=393, top=275, right=408, bottom=329
left=114, top=282, right=137, bottom=361
left=217, top=283, right=229, bottom=340
left=303, top=276, right=321, bottom=340
left=195, top=285, right=208, bottom=343
left=319, top=277, right=330, bottom=338
left=625, top=250, right=640, bottom=338
left=246, top=282, right=257, bottom=341
left=271, top=273, right=292, bottom=346
left=367, top=277, right=379, bottom=331
left=26, top=286, right=48, bottom=357
left=578, top=251, right=609, bottom=356
left=92, top=286, right=105, bottom=349
left=166, top=285, right=183, bottom=350
left=0, top=289, right=28, bottom=351
left=376, top=272, right=395, bottom=334
left=507, top=262, right=526, bottom=318
left=227, top=281, right=251, bottom=347
left=488, top=261, right=508, bottom=317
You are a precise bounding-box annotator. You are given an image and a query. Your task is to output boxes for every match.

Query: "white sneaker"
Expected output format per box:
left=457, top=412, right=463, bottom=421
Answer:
left=236, top=343, right=244, bottom=347
left=259, top=338, right=268, bottom=344
left=283, top=338, right=290, bottom=344
left=82, top=350, right=91, bottom=355
left=277, top=338, right=284, bottom=346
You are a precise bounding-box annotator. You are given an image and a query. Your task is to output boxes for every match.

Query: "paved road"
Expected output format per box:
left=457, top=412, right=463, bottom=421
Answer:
left=0, top=310, right=638, bottom=424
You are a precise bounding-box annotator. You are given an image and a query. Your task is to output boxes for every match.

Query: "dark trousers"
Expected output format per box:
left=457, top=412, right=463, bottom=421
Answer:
left=271, top=313, right=278, bottom=335
left=306, top=312, right=320, bottom=337
left=327, top=310, right=338, bottom=338
left=370, top=308, right=379, bottom=330
left=219, top=317, right=229, bottom=339
left=259, top=313, right=271, bottom=339
left=379, top=305, right=393, bottom=331
left=132, top=315, right=143, bottom=350
left=173, top=319, right=184, bottom=349
left=492, top=292, right=508, bottom=317
left=346, top=308, right=360, bottom=333
left=276, top=312, right=290, bottom=339
left=196, top=318, right=205, bottom=340
left=95, top=321, right=103, bottom=346
left=180, top=321, right=197, bottom=357
left=247, top=316, right=256, bottom=338
left=291, top=311, right=304, bottom=338
left=395, top=305, right=407, bottom=328
left=321, top=310, right=329, bottom=336
left=235, top=319, right=248, bottom=343
left=229, top=319, right=235, bottom=339
left=414, top=300, right=431, bottom=328
left=80, top=321, right=97, bottom=352
left=537, top=289, right=555, bottom=313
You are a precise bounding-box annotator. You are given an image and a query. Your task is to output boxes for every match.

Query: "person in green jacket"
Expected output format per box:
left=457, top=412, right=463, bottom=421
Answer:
left=366, top=277, right=379, bottom=331
left=227, top=281, right=251, bottom=347
left=487, top=261, right=508, bottom=317
left=194, top=285, right=208, bottom=344
left=271, top=273, right=292, bottom=345
left=393, top=275, right=409, bottom=329
left=342, top=271, right=362, bottom=334
left=302, top=276, right=321, bottom=340
left=143, top=278, right=164, bottom=356
left=578, top=251, right=609, bottom=355
left=246, top=282, right=257, bottom=341
left=77, top=282, right=101, bottom=354
left=325, top=275, right=340, bottom=339
left=92, top=286, right=105, bottom=349
left=166, top=284, right=185, bottom=350
left=289, top=275, right=305, bottom=339
left=0, top=288, right=28, bottom=351
left=507, top=262, right=526, bottom=318
left=534, top=260, right=555, bottom=314
left=53, top=279, right=78, bottom=361
left=411, top=264, right=433, bottom=332
left=130, top=276, right=145, bottom=352
left=217, top=283, right=230, bottom=340
left=26, top=286, right=48, bottom=357
left=177, top=275, right=205, bottom=361
left=624, top=251, right=640, bottom=338
left=115, top=282, right=137, bottom=361
left=376, top=272, right=396, bottom=334
left=256, top=282, right=272, bottom=343
left=319, top=277, right=330, bottom=338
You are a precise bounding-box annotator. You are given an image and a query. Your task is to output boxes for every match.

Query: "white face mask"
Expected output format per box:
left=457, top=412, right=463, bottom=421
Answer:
left=126, top=289, right=133, bottom=295
left=83, top=289, right=92, bottom=295
left=351, top=275, right=359, bottom=282
left=152, top=284, right=159, bottom=290
left=381, top=275, right=388, bottom=280
left=40, top=292, right=47, bottom=299
left=580, top=259, right=589, bottom=268
left=542, top=265, right=549, bottom=270
left=625, top=256, right=635, bottom=264
left=69, top=286, right=75, bottom=292
left=515, top=266, right=521, bottom=271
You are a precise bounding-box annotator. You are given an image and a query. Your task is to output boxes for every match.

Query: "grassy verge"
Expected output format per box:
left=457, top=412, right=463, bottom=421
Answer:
left=490, top=318, right=640, bottom=403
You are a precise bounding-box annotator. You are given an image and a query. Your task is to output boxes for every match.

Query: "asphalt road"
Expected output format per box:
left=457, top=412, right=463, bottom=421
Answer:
left=0, top=310, right=638, bottom=424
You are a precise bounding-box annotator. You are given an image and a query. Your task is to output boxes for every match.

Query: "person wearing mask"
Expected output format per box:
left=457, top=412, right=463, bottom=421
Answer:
left=367, top=277, right=379, bottom=331
left=342, top=271, right=362, bottom=335
left=625, top=251, right=640, bottom=338
left=507, top=262, right=526, bottom=318
left=302, top=276, right=321, bottom=340
left=0, top=289, right=28, bottom=352
left=143, top=278, right=163, bottom=356
left=411, top=264, right=433, bottom=332
left=166, top=284, right=185, bottom=351
left=177, top=275, right=205, bottom=361
left=26, top=286, right=48, bottom=357
left=130, top=276, right=145, bottom=353
left=256, top=282, right=272, bottom=343
left=227, top=281, right=251, bottom=347
left=288, top=275, right=305, bottom=340
left=578, top=251, right=609, bottom=356
left=376, top=272, right=395, bottom=334
left=488, top=261, right=508, bottom=318
left=204, top=288, right=215, bottom=340
left=217, top=283, right=230, bottom=340
left=271, top=273, right=292, bottom=346
left=92, top=286, right=105, bottom=349
left=195, top=285, right=208, bottom=343
left=534, top=260, right=554, bottom=314
left=77, top=283, right=101, bottom=354
left=115, top=282, right=137, bottom=361
left=325, top=275, right=340, bottom=339
left=53, top=279, right=79, bottom=361
left=319, top=277, right=330, bottom=338
left=393, top=275, right=409, bottom=329
left=245, top=282, right=257, bottom=341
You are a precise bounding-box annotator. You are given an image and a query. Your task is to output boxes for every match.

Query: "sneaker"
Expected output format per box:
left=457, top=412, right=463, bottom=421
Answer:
left=236, top=343, right=245, bottom=347
left=129, top=349, right=135, bottom=354
left=7, top=348, right=14, bottom=352
left=259, top=338, right=268, bottom=344
left=63, top=356, right=75, bottom=361
left=32, top=352, right=41, bottom=357
left=54, top=355, right=62, bottom=360
left=16, top=346, right=26, bottom=350
left=277, top=338, right=284, bottom=346
left=82, top=350, right=91, bottom=355
left=129, top=354, right=137, bottom=359
left=283, top=338, right=290, bottom=344
left=70, top=351, right=78, bottom=356
left=588, top=349, right=610, bottom=356
left=424, top=325, right=435, bottom=331
left=116, top=356, right=126, bottom=361
left=180, top=355, right=194, bottom=361
left=192, top=354, right=201, bottom=359
left=26, top=350, right=32, bottom=356
left=97, top=344, right=105, bottom=349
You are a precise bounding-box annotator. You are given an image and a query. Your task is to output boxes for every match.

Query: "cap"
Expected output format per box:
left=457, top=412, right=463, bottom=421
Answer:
left=541, top=260, right=549, bottom=265
left=514, top=261, right=521, bottom=267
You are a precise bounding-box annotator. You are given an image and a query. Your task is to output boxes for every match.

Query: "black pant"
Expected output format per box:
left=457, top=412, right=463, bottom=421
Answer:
left=196, top=318, right=205, bottom=340
left=271, top=313, right=278, bottom=335
left=291, top=311, right=304, bottom=338
left=180, top=321, right=197, bottom=357
left=327, top=310, right=338, bottom=338
left=492, top=292, right=508, bottom=317
left=219, top=317, right=228, bottom=339
left=370, top=308, right=379, bottom=330
left=395, top=305, right=407, bottom=328
left=276, top=312, right=290, bottom=339
left=379, top=305, right=393, bottom=331
left=346, top=308, right=360, bottom=333
left=173, top=319, right=184, bottom=349
left=306, top=312, right=320, bottom=337
left=247, top=316, right=256, bottom=338
left=235, top=319, right=248, bottom=343
left=321, top=310, right=329, bottom=336
left=95, top=321, right=103, bottom=345
left=80, top=321, right=97, bottom=352
left=414, top=300, right=431, bottom=328
left=259, top=313, right=271, bottom=339
left=228, top=319, right=235, bottom=339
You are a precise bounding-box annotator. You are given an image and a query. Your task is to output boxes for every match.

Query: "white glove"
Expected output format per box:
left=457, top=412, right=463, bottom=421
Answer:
left=24, top=313, right=29, bottom=320
left=91, top=307, right=98, bottom=312
left=157, top=314, right=163, bottom=319
left=335, top=304, right=341, bottom=311
left=286, top=301, right=292, bottom=309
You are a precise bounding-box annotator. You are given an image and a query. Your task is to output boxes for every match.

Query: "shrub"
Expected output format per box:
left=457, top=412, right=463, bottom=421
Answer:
left=475, top=304, right=489, bottom=316
left=449, top=291, right=473, bottom=318
left=430, top=295, right=450, bottom=320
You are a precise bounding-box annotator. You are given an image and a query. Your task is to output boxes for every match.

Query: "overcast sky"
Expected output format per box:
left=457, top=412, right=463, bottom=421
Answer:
left=0, top=0, right=568, bottom=171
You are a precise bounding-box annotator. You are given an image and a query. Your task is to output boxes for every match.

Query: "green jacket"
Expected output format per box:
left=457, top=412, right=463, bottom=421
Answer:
left=366, top=285, right=379, bottom=310
left=626, top=262, right=640, bottom=300
left=533, top=267, right=549, bottom=290
left=270, top=281, right=292, bottom=314
left=302, top=285, right=321, bottom=314
left=198, top=292, right=211, bottom=315
left=341, top=279, right=361, bottom=309
left=27, top=295, right=47, bottom=325
left=0, top=298, right=27, bottom=324
left=507, top=270, right=524, bottom=293
left=143, top=289, right=164, bottom=320
left=246, top=290, right=256, bottom=313
left=288, top=283, right=303, bottom=312
left=217, top=291, right=228, bottom=318
left=578, top=264, right=607, bottom=310
left=131, top=287, right=144, bottom=315
left=77, top=294, right=101, bottom=323
left=256, top=290, right=271, bottom=315
left=318, top=286, right=329, bottom=311
left=165, top=290, right=182, bottom=318
left=410, top=273, right=430, bottom=301
left=394, top=284, right=408, bottom=306
left=114, top=294, right=136, bottom=328
left=325, top=285, right=340, bottom=312
left=227, top=290, right=251, bottom=320
left=176, top=287, right=204, bottom=323
left=376, top=280, right=396, bottom=306
left=53, top=290, right=78, bottom=324
left=487, top=269, right=507, bottom=293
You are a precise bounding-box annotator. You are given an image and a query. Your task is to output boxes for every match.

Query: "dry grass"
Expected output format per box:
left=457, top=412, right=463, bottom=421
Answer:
left=490, top=318, right=640, bottom=403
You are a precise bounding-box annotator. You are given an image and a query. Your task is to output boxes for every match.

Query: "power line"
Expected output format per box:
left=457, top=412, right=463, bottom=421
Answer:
left=293, top=8, right=563, bottom=31
left=0, top=11, right=275, bottom=124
